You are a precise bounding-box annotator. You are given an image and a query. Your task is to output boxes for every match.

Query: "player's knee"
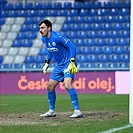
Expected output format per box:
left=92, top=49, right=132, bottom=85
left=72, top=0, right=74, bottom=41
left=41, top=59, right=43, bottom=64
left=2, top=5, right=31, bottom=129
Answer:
left=47, top=84, right=54, bottom=91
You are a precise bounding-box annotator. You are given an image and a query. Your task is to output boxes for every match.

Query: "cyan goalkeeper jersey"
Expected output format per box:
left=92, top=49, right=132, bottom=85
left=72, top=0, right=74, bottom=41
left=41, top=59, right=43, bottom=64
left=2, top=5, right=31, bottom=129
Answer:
left=41, top=31, right=76, bottom=66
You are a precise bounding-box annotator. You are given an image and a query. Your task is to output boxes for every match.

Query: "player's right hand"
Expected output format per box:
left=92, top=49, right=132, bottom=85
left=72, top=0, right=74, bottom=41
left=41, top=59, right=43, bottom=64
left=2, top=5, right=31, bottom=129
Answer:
left=42, top=63, right=49, bottom=74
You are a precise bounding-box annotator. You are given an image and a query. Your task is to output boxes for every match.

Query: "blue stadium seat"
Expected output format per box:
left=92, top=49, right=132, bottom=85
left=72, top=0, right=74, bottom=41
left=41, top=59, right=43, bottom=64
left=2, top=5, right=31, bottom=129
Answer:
left=103, top=1, right=113, bottom=8
left=26, top=32, right=37, bottom=39
left=0, top=56, right=3, bottom=63
left=84, top=16, right=95, bottom=23
left=24, top=56, right=34, bottom=63
left=84, top=63, right=96, bottom=68
left=65, top=16, right=75, bottom=24
left=43, top=2, right=52, bottom=9
left=30, top=24, right=39, bottom=32
left=124, top=46, right=130, bottom=54
left=20, top=10, right=28, bottom=17
left=102, top=23, right=112, bottom=31
left=71, top=24, right=81, bottom=31
left=92, top=1, right=101, bottom=8
left=117, top=38, right=127, bottom=46
left=105, top=16, right=115, bottom=23
left=109, top=31, right=120, bottom=38
left=108, top=63, right=118, bottom=68
left=97, top=63, right=107, bottom=68
left=76, top=47, right=81, bottom=54
left=89, top=31, right=98, bottom=38
left=123, top=1, right=130, bottom=8
left=59, top=10, right=68, bottom=16
left=69, top=9, right=78, bottom=16
left=22, top=39, right=33, bottom=47
left=113, top=46, right=124, bottom=54
left=0, top=18, right=5, bottom=25
left=9, top=10, right=19, bottom=17
left=80, top=46, right=92, bottom=54
left=96, top=38, right=106, bottom=46
left=106, top=38, right=117, bottom=46
left=25, top=17, right=34, bottom=24
left=121, top=54, right=130, bottom=62
left=89, top=9, right=98, bottom=16
left=25, top=3, right=33, bottom=10
left=12, top=40, right=22, bottom=47
left=52, top=2, right=62, bottom=9
left=89, top=55, right=98, bottom=62
left=1, top=10, right=9, bottom=17
left=21, top=24, right=30, bottom=31
left=94, top=16, right=105, bottom=23
left=113, top=23, right=123, bottom=31
left=99, top=54, right=110, bottom=63
left=116, top=16, right=126, bottom=23
left=63, top=2, right=72, bottom=9
left=74, top=39, right=83, bottom=46
left=92, top=47, right=102, bottom=54
left=123, top=23, right=130, bottom=30
left=81, top=23, right=91, bottom=31
left=82, top=2, right=92, bottom=9
left=91, top=23, right=102, bottom=31
left=17, top=32, right=26, bottom=39
left=120, top=8, right=129, bottom=15
left=78, top=31, right=88, bottom=38
left=34, top=2, right=43, bottom=9
left=47, top=10, right=58, bottom=16
left=110, top=54, right=121, bottom=62
left=73, top=2, right=82, bottom=9
left=39, top=10, right=47, bottom=17
left=4, top=2, right=13, bottom=10
left=119, top=63, right=129, bottom=68
left=35, top=56, right=45, bottom=63
left=103, top=46, right=113, bottom=54
left=100, top=9, right=109, bottom=16
left=76, top=55, right=88, bottom=63
left=39, top=48, right=47, bottom=55
left=120, top=31, right=130, bottom=38
left=109, top=8, right=119, bottom=16
left=79, top=9, right=89, bottom=16
left=66, top=31, right=78, bottom=39
left=98, top=31, right=109, bottom=38
left=113, top=1, right=122, bottom=8
left=0, top=64, right=9, bottom=69
left=28, top=10, right=38, bottom=17
left=74, top=16, right=84, bottom=23
left=10, top=64, right=20, bottom=69
left=84, top=38, right=95, bottom=46
left=61, top=24, right=71, bottom=31
left=14, top=3, right=23, bottom=10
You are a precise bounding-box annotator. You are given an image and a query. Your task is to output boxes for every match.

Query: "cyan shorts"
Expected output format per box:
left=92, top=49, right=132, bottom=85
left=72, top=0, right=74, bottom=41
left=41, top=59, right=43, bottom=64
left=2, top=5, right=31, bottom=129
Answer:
left=50, top=62, right=74, bottom=82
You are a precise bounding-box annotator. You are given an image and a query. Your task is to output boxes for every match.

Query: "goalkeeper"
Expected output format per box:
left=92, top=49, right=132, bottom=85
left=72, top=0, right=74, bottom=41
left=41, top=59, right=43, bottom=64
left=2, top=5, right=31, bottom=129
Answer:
left=39, top=19, right=82, bottom=118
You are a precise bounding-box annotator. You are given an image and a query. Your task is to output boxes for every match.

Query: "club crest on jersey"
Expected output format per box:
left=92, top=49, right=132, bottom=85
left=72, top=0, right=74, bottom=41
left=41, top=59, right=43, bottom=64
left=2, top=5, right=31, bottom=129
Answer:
left=52, top=42, right=56, bottom=46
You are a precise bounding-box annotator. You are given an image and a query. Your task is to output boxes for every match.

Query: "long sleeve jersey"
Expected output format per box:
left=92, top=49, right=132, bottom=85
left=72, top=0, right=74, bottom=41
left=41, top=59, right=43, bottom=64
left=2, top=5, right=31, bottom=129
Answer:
left=41, top=31, right=76, bottom=66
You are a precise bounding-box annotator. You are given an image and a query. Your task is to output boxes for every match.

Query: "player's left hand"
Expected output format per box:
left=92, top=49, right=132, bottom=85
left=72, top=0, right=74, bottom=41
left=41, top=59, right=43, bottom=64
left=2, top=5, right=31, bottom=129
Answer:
left=68, top=58, right=78, bottom=74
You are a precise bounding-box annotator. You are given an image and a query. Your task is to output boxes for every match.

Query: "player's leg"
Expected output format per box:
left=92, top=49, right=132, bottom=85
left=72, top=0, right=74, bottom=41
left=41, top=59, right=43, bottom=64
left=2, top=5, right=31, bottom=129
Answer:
left=64, top=77, right=83, bottom=118
left=40, top=79, right=59, bottom=117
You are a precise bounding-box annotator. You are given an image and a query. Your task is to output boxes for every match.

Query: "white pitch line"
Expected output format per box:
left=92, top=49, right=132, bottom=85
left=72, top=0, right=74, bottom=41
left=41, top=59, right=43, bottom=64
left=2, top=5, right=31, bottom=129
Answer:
left=98, top=124, right=133, bottom=133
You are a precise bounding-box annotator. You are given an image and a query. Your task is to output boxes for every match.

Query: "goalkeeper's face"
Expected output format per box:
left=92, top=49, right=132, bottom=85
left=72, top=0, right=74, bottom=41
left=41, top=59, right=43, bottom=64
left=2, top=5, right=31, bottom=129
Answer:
left=39, top=23, right=51, bottom=38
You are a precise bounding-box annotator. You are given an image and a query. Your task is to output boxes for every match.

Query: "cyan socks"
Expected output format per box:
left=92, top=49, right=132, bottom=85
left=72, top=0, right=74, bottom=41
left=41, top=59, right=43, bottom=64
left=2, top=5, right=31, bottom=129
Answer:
left=47, top=90, right=56, bottom=110
left=68, top=88, right=80, bottom=110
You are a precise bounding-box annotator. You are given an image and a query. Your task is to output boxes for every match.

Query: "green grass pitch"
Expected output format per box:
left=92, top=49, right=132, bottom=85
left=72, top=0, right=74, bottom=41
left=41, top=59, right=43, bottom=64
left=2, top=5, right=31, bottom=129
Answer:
left=0, top=94, right=132, bottom=133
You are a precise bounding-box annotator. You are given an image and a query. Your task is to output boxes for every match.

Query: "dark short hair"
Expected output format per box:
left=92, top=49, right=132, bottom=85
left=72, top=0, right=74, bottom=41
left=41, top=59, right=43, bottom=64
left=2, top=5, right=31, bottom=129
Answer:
left=39, top=19, right=52, bottom=28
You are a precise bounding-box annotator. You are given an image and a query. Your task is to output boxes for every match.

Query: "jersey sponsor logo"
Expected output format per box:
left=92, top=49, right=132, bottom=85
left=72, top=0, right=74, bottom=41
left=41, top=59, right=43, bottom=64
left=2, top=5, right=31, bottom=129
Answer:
left=61, top=36, right=68, bottom=44
left=47, top=47, right=58, bottom=52
left=63, top=68, right=70, bottom=75
left=52, top=42, right=56, bottom=46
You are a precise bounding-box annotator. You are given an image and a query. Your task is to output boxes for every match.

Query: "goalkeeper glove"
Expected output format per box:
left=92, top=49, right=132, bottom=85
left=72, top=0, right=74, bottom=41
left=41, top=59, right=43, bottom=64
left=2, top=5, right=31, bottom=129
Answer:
left=68, top=58, right=78, bottom=74
left=42, top=58, right=50, bottom=74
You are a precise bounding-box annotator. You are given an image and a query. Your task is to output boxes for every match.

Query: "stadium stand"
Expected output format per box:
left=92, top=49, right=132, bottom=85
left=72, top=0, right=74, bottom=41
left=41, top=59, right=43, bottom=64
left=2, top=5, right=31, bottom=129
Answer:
left=0, top=0, right=130, bottom=71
